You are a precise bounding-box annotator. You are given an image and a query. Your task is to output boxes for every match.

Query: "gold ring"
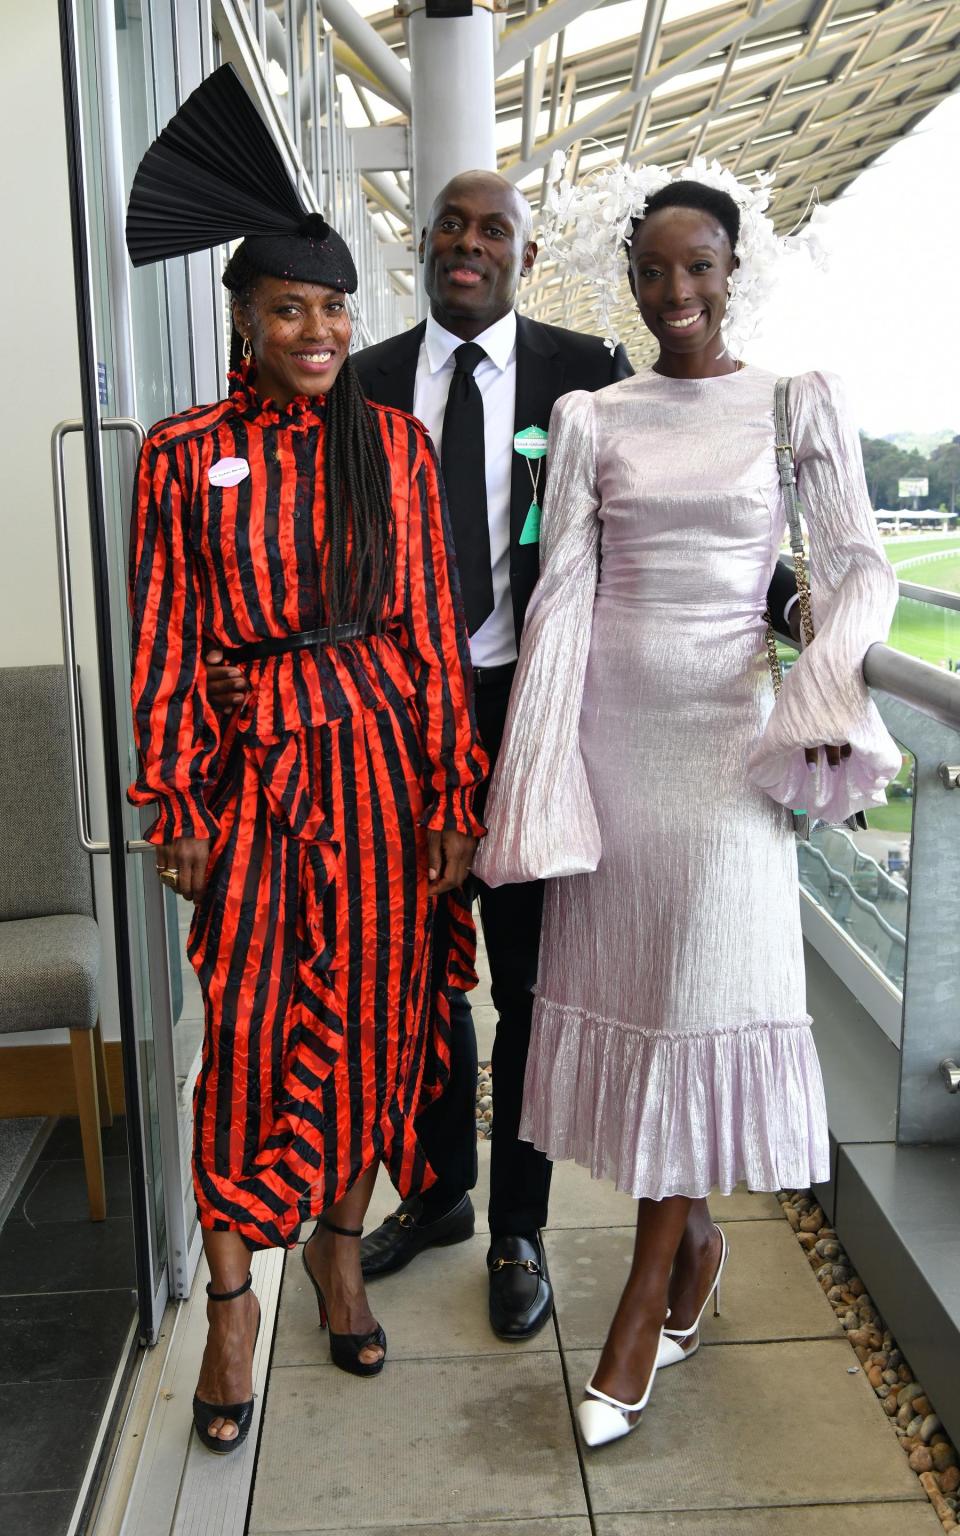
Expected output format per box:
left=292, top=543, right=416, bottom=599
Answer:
left=158, top=868, right=180, bottom=890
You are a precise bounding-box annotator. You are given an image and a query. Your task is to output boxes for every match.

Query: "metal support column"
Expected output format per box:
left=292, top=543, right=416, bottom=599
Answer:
left=404, top=1, right=498, bottom=316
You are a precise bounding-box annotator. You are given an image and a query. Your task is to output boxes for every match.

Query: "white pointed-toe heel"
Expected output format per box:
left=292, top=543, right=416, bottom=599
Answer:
left=657, top=1225, right=729, bottom=1370
left=575, top=1329, right=663, bottom=1449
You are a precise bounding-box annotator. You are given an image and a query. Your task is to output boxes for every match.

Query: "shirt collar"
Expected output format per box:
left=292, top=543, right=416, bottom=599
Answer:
left=424, top=308, right=517, bottom=376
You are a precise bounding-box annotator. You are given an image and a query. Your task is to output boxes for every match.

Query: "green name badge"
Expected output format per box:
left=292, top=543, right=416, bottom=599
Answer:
left=513, top=425, right=548, bottom=460
left=519, top=501, right=541, bottom=545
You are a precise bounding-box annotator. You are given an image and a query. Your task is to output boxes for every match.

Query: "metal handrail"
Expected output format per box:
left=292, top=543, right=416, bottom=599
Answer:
left=863, top=642, right=960, bottom=731
left=775, top=625, right=960, bottom=732
left=897, top=580, right=960, bottom=612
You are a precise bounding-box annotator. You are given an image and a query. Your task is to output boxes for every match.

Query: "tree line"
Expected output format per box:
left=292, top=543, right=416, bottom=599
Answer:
left=859, top=433, right=960, bottom=514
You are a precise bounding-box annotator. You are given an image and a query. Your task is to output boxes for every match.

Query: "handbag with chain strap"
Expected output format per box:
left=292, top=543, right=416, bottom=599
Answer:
left=763, top=375, right=867, bottom=842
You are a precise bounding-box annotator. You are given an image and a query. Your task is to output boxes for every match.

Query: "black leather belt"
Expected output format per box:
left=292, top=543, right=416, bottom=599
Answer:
left=472, top=661, right=517, bottom=689
left=222, top=622, right=373, bottom=663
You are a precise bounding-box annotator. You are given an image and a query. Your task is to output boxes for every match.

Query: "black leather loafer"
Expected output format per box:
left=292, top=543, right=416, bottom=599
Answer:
left=360, top=1192, right=475, bottom=1279
left=487, top=1233, right=554, bottom=1341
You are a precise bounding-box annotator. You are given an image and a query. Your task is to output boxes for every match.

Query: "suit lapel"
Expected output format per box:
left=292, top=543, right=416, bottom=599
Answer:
left=511, top=315, right=563, bottom=548
left=368, top=320, right=425, bottom=413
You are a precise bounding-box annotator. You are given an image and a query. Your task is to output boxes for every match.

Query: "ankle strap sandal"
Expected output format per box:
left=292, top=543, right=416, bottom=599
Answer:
left=193, top=1271, right=260, bottom=1456
left=205, top=1272, right=253, bottom=1302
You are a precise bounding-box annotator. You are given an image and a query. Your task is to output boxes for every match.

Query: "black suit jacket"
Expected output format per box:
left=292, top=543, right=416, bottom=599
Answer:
left=354, top=313, right=632, bottom=644
left=353, top=316, right=797, bottom=638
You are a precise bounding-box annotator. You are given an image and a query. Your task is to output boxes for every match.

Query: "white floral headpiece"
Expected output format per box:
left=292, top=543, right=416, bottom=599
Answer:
left=541, top=149, right=827, bottom=353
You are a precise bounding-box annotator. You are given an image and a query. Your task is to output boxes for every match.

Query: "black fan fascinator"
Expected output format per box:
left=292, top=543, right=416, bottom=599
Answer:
left=125, top=64, right=357, bottom=293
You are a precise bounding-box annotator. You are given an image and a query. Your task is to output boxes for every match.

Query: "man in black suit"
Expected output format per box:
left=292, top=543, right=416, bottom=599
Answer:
left=353, top=170, right=633, bottom=1341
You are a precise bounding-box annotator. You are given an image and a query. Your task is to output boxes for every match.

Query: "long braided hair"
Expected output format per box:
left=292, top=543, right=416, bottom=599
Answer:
left=321, top=356, right=396, bottom=630
left=227, top=270, right=395, bottom=631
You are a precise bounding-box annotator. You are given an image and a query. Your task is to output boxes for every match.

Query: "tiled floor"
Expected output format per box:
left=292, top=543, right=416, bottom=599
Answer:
left=246, top=951, right=942, bottom=1536
left=0, top=1116, right=137, bottom=1535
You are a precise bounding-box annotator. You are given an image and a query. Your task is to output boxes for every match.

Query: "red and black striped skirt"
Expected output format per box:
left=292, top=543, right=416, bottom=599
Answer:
left=187, top=698, right=463, bottom=1250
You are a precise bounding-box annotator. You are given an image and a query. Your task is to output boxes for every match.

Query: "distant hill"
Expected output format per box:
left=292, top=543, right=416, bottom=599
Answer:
left=883, top=429, right=956, bottom=455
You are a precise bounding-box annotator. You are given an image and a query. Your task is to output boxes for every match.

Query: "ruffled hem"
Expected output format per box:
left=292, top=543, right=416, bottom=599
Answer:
left=520, top=999, right=830, bottom=1200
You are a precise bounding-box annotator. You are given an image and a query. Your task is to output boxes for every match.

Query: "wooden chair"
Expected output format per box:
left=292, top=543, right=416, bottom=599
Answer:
left=0, top=665, right=110, bottom=1219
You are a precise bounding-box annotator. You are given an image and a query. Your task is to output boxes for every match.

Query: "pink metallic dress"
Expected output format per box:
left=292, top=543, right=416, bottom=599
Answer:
left=474, top=367, right=900, bottom=1199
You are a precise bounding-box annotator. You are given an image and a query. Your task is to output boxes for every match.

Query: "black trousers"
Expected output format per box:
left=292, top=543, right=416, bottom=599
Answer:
left=414, top=665, right=552, bottom=1236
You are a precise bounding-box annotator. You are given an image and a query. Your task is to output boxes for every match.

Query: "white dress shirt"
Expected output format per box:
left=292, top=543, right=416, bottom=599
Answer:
left=413, top=309, right=519, bottom=668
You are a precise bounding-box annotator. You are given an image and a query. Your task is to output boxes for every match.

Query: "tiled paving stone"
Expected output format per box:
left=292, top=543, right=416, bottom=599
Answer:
left=253, top=1523, right=591, bottom=1536
left=0, top=1490, right=80, bottom=1536
left=277, top=1226, right=555, bottom=1367
left=544, top=1159, right=782, bottom=1230
left=0, top=1214, right=135, bottom=1295
left=568, top=1340, right=926, bottom=1514
left=0, top=1377, right=113, bottom=1495
left=250, top=1354, right=587, bottom=1532
left=10, top=1154, right=132, bottom=1224
left=0, top=1289, right=134, bottom=1382
left=547, top=1220, right=843, bottom=1353
left=594, top=1504, right=943, bottom=1534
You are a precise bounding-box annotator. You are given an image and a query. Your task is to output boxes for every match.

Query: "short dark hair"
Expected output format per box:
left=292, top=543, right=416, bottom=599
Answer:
left=635, top=180, right=741, bottom=253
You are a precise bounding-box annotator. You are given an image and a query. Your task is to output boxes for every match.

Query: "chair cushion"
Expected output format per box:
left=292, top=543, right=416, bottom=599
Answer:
left=0, top=667, right=94, bottom=921
left=0, top=916, right=101, bottom=1033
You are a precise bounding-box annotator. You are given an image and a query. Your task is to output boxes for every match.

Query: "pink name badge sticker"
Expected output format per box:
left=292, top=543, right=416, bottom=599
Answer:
left=207, top=456, right=250, bottom=488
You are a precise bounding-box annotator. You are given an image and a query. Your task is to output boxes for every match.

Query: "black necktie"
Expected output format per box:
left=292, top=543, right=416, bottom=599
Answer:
left=440, top=342, right=495, bottom=636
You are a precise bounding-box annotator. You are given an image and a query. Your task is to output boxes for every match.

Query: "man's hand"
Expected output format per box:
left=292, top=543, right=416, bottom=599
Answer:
left=426, top=829, right=477, bottom=896
left=156, top=837, right=210, bottom=903
left=205, top=648, right=249, bottom=716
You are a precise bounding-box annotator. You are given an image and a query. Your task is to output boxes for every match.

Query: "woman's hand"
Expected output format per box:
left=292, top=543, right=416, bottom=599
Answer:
left=804, top=743, right=852, bottom=772
left=426, top=829, right=477, bottom=896
left=156, top=837, right=210, bottom=902
left=204, top=648, right=249, bottom=716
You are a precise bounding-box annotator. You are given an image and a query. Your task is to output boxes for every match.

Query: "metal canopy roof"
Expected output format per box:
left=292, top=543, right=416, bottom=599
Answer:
left=330, top=0, right=960, bottom=338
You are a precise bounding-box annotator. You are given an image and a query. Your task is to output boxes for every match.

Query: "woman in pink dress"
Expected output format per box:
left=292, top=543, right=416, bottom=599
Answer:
left=475, top=171, right=899, bottom=1447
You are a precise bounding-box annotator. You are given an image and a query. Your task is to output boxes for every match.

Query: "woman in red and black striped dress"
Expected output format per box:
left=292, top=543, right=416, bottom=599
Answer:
left=128, top=221, right=485, bottom=1449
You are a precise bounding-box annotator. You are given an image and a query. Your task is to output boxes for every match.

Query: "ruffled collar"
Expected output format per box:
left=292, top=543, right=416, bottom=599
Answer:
left=228, top=358, right=328, bottom=430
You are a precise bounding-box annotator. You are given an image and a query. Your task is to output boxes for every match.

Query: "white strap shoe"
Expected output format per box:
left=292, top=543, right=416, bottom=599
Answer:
left=656, top=1225, right=729, bottom=1370
left=575, top=1329, right=663, bottom=1448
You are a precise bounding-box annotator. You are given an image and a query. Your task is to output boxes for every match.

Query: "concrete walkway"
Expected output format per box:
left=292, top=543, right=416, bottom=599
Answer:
left=247, top=959, right=940, bottom=1536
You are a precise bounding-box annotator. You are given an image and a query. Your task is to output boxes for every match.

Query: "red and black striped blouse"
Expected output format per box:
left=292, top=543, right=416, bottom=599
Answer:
left=128, top=375, right=487, bottom=842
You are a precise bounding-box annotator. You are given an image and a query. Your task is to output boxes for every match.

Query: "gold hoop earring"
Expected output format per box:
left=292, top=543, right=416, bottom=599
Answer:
left=242, top=336, right=253, bottom=364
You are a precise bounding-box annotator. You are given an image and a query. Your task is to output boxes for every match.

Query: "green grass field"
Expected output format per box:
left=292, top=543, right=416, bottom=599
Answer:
left=884, top=536, right=960, bottom=570
left=866, top=801, right=913, bottom=834
left=881, top=535, right=960, bottom=668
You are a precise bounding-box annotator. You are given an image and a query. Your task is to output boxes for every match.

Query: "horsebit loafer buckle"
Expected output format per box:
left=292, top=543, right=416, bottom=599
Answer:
left=391, top=1211, right=416, bottom=1229
left=491, top=1257, right=540, bottom=1274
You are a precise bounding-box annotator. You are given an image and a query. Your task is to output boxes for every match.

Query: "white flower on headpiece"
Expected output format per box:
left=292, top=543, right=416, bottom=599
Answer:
left=539, top=149, right=822, bottom=354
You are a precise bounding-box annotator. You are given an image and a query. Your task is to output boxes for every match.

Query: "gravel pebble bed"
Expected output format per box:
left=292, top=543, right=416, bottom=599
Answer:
left=476, top=1061, right=493, bottom=1139
left=779, top=1188, right=959, bottom=1532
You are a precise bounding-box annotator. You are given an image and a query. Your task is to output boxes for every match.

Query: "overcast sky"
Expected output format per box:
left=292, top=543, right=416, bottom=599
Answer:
left=745, top=90, right=960, bottom=439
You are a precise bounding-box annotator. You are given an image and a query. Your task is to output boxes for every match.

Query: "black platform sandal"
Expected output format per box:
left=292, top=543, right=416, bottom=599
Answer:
left=192, top=1273, right=261, bottom=1455
left=303, top=1217, right=387, bottom=1377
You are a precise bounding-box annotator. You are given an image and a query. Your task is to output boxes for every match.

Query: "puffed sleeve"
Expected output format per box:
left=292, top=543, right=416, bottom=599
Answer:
left=747, top=371, right=901, bottom=822
left=127, top=437, right=221, bottom=844
left=474, top=390, right=602, bottom=886
left=404, top=429, right=487, bottom=836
